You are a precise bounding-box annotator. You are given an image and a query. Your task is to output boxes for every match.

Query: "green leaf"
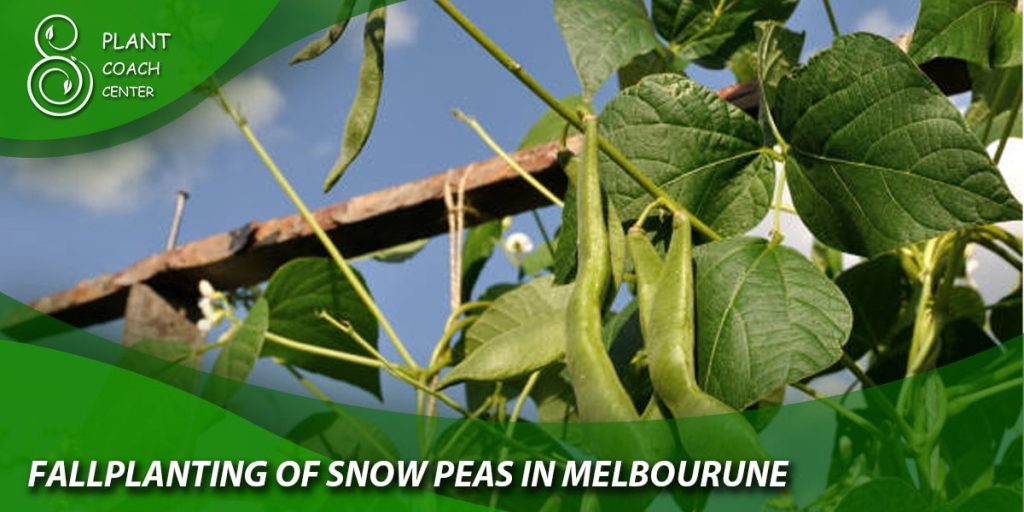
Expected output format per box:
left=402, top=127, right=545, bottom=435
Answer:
left=693, top=237, right=853, bottom=408
left=287, top=411, right=398, bottom=461
left=121, top=339, right=200, bottom=393
left=599, top=74, right=774, bottom=235
left=909, top=0, right=1022, bottom=68
left=289, top=0, right=357, bottom=65
left=990, top=285, right=1022, bottom=341
left=323, top=3, right=386, bottom=192
left=954, top=487, right=1023, bottom=512
left=353, top=238, right=429, bottom=264
left=754, top=21, right=804, bottom=110
left=965, top=64, right=1023, bottom=145
left=554, top=0, right=661, bottom=98
left=776, top=33, right=1022, bottom=256
left=518, top=95, right=587, bottom=150
left=810, top=238, right=844, bottom=279
left=262, top=258, right=381, bottom=398
left=442, top=276, right=574, bottom=387
left=618, top=48, right=678, bottom=90
left=835, top=255, right=912, bottom=359
left=834, top=478, right=927, bottom=512
left=205, top=299, right=268, bottom=407
left=727, top=44, right=757, bottom=84
left=462, top=220, right=504, bottom=302
left=652, top=0, right=798, bottom=69
left=519, top=241, right=554, bottom=278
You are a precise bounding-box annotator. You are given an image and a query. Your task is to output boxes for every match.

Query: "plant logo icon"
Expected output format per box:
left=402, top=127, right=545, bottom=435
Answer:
left=27, top=14, right=93, bottom=117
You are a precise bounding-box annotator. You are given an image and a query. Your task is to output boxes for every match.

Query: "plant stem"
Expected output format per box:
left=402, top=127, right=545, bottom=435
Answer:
left=948, top=377, right=1023, bottom=415
left=489, top=370, right=541, bottom=509
left=454, top=109, right=564, bottom=208
left=531, top=209, right=554, bottom=250
left=318, top=310, right=390, bottom=363
left=822, top=0, right=840, bottom=38
left=265, top=331, right=385, bottom=369
left=432, top=0, right=722, bottom=241
left=428, top=316, right=479, bottom=372
left=214, top=89, right=418, bottom=370
left=994, top=93, right=1022, bottom=164
left=840, top=352, right=875, bottom=388
left=791, top=382, right=883, bottom=438
left=510, top=370, right=541, bottom=425
left=770, top=166, right=787, bottom=244
left=279, top=361, right=399, bottom=459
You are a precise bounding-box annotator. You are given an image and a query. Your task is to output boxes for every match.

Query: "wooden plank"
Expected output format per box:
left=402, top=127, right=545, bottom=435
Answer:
left=21, top=56, right=972, bottom=332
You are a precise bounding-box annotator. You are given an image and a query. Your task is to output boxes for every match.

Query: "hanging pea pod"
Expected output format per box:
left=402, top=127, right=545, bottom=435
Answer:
left=288, top=0, right=357, bottom=65
left=629, top=213, right=767, bottom=461
left=626, top=226, right=663, bottom=331
left=323, top=1, right=387, bottom=192
left=565, top=113, right=638, bottom=423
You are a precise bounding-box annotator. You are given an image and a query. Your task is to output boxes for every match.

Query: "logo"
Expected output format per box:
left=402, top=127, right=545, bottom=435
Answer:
left=27, top=14, right=94, bottom=117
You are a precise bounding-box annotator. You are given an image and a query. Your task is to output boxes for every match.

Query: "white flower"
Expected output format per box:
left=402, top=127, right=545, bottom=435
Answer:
left=197, top=318, right=213, bottom=334
left=198, top=297, right=217, bottom=319
left=504, top=232, right=534, bottom=266
left=198, top=279, right=216, bottom=299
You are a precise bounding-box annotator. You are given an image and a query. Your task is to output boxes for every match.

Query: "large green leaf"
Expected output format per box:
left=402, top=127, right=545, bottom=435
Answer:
left=909, top=0, right=1022, bottom=68
left=461, top=220, right=504, bottom=302
left=518, top=95, right=587, bottom=150
left=554, top=0, right=661, bottom=98
left=205, top=298, right=269, bottom=407
left=599, top=74, right=774, bottom=235
left=652, top=0, right=798, bottom=69
left=693, top=237, right=853, bottom=408
left=754, top=21, right=804, bottom=110
left=442, top=276, right=574, bottom=387
left=835, top=255, right=911, bottom=359
left=775, top=33, right=1022, bottom=256
left=965, top=64, right=1023, bottom=145
left=323, top=3, right=386, bottom=192
left=262, top=258, right=381, bottom=398
left=990, top=285, right=1022, bottom=341
left=287, top=411, right=398, bottom=461
left=121, top=339, right=200, bottom=393
left=834, top=478, right=927, bottom=512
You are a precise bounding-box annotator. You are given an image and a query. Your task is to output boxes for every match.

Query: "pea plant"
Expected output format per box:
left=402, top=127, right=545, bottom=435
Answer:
left=137, top=0, right=1022, bottom=509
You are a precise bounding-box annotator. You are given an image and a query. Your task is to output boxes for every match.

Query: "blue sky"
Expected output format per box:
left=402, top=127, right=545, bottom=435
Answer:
left=1, top=0, right=1019, bottom=412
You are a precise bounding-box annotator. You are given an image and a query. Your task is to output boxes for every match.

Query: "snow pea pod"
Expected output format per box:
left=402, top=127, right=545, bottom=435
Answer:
left=632, top=213, right=768, bottom=460
left=564, top=114, right=638, bottom=422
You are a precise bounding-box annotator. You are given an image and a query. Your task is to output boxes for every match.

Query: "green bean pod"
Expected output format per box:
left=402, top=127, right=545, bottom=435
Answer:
left=635, top=214, right=767, bottom=460
left=626, top=226, right=663, bottom=337
left=564, top=114, right=638, bottom=422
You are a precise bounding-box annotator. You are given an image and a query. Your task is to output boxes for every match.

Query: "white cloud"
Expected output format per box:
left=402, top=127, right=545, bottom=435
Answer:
left=854, top=7, right=910, bottom=37
left=2, top=74, right=285, bottom=213
left=7, top=142, right=156, bottom=212
left=385, top=2, right=419, bottom=48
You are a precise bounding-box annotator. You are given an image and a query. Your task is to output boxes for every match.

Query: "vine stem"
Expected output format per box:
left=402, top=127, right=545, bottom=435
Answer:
left=278, top=361, right=400, bottom=459
left=268, top=328, right=471, bottom=416
left=453, top=109, right=564, bottom=207
left=432, top=0, right=722, bottom=241
left=213, top=89, right=418, bottom=370
left=265, top=331, right=385, bottom=369
left=791, top=382, right=883, bottom=438
left=821, top=0, right=840, bottom=38
left=994, top=93, right=1022, bottom=164
left=489, top=370, right=541, bottom=509
left=769, top=166, right=787, bottom=244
